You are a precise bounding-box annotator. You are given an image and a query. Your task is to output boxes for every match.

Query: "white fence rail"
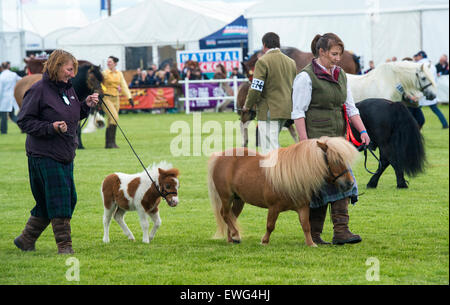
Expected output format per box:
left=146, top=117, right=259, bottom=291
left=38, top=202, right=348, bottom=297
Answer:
left=178, top=77, right=248, bottom=114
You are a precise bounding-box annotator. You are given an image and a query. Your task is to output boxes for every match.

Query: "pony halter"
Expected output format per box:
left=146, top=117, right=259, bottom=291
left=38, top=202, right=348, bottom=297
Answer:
left=322, top=152, right=350, bottom=184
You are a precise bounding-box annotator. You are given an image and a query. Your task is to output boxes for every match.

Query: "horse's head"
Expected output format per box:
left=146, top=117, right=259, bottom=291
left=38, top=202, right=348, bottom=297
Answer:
left=158, top=168, right=180, bottom=207
left=416, top=62, right=437, bottom=100
left=242, top=50, right=262, bottom=79
left=86, top=64, right=104, bottom=95
left=317, top=137, right=359, bottom=191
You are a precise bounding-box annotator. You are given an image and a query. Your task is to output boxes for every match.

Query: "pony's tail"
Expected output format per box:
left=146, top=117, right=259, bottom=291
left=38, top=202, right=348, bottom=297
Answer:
left=207, top=154, right=227, bottom=239
left=390, top=103, right=426, bottom=176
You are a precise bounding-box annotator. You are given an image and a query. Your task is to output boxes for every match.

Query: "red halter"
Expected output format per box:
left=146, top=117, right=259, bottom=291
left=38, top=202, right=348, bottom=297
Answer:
left=343, top=104, right=362, bottom=147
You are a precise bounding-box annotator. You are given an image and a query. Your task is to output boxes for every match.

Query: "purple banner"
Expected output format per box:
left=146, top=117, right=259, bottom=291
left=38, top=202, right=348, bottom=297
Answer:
left=182, top=81, right=243, bottom=111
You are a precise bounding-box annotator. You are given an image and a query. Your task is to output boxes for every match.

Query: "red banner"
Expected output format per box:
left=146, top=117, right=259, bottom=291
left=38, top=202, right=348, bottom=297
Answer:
left=120, top=87, right=175, bottom=110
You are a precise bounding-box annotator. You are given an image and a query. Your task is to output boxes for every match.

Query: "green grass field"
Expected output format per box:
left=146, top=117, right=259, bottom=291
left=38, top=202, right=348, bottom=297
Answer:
left=0, top=105, right=448, bottom=285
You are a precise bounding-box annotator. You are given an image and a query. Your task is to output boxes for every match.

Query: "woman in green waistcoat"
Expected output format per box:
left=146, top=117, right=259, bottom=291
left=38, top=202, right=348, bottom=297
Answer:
left=291, top=33, right=370, bottom=245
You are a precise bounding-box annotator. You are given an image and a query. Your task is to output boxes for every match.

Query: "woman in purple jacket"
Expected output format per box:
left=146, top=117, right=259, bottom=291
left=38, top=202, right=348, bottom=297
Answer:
left=15, top=50, right=99, bottom=254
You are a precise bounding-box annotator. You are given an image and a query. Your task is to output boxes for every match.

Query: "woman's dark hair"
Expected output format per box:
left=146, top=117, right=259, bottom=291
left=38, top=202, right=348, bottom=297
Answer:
left=108, top=56, right=119, bottom=63
left=311, top=33, right=344, bottom=57
left=262, top=32, right=280, bottom=49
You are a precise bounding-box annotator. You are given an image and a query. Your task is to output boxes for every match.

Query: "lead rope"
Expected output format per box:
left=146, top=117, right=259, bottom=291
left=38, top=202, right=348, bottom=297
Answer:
left=98, top=95, right=167, bottom=200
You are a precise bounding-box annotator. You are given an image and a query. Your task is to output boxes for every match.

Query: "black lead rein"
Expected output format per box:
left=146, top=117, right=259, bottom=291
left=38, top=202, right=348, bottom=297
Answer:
left=97, top=95, right=170, bottom=200
left=358, top=144, right=381, bottom=175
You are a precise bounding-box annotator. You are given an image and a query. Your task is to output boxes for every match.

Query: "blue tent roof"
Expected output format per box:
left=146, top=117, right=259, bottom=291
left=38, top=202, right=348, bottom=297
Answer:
left=199, top=15, right=248, bottom=49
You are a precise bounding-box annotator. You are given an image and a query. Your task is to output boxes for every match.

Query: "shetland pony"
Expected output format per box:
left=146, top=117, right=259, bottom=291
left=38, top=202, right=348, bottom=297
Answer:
left=347, top=61, right=436, bottom=103
left=208, top=136, right=359, bottom=246
left=101, top=162, right=180, bottom=244
left=351, top=98, right=425, bottom=188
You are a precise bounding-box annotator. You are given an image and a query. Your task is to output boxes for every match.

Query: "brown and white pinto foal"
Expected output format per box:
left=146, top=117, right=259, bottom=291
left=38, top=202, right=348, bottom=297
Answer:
left=101, top=162, right=179, bottom=244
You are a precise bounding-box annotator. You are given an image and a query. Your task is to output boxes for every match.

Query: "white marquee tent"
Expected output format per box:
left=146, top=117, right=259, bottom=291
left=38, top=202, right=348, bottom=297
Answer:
left=244, top=0, right=449, bottom=68
left=58, top=0, right=254, bottom=69
left=0, top=0, right=89, bottom=68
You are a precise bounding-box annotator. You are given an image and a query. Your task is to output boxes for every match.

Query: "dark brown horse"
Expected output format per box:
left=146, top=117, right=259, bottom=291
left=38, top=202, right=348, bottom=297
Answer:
left=238, top=47, right=361, bottom=147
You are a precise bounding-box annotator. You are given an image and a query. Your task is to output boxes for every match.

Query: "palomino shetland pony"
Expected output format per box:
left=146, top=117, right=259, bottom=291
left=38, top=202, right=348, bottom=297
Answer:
left=208, top=136, right=359, bottom=246
left=101, top=162, right=180, bottom=244
left=347, top=61, right=436, bottom=103
left=351, top=98, right=425, bottom=189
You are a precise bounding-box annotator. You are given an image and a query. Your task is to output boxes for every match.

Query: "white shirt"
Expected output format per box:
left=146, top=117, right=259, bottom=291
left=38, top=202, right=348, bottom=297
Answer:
left=291, top=62, right=359, bottom=120
left=0, top=69, right=22, bottom=112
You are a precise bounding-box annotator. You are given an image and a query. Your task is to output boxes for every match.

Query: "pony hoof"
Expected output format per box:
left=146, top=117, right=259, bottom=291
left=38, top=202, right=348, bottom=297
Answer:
left=397, top=184, right=408, bottom=189
left=232, top=239, right=241, bottom=244
left=366, top=183, right=377, bottom=189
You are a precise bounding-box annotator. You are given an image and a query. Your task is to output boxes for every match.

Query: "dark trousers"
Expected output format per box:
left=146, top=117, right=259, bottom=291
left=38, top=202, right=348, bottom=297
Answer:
left=428, top=104, right=448, bottom=128
left=0, top=112, right=7, bottom=134
left=0, top=111, right=18, bottom=134
left=407, top=106, right=425, bottom=129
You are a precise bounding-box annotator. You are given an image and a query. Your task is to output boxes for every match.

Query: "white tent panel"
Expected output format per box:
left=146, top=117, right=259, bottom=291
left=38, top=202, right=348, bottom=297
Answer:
left=244, top=0, right=449, bottom=69
left=422, top=9, right=449, bottom=64
left=43, top=27, right=81, bottom=50
left=0, top=31, right=24, bottom=68
left=24, top=30, right=43, bottom=50
left=248, top=14, right=370, bottom=62
left=371, top=11, right=421, bottom=65
left=61, top=44, right=124, bottom=68
left=58, top=0, right=234, bottom=47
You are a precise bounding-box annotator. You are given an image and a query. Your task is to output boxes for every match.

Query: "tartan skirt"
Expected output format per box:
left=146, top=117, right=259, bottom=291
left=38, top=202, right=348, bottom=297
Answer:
left=309, top=168, right=358, bottom=208
left=28, top=156, right=77, bottom=219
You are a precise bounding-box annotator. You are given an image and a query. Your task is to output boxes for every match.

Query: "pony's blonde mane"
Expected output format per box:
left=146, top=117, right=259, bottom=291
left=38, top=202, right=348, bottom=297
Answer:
left=264, top=137, right=359, bottom=206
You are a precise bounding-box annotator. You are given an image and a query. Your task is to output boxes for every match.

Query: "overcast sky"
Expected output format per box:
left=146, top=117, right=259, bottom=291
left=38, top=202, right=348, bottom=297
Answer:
left=9, top=0, right=252, bottom=21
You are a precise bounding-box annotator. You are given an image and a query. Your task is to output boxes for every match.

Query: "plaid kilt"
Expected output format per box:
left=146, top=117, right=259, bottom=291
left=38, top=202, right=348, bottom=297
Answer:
left=309, top=168, right=358, bottom=208
left=28, top=156, right=77, bottom=219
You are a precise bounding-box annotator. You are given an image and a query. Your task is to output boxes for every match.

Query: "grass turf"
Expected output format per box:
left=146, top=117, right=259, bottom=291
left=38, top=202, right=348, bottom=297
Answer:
left=0, top=105, right=448, bottom=285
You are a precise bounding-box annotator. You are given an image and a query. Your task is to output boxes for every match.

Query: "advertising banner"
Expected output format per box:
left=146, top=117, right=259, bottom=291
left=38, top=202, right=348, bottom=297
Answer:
left=120, top=87, right=175, bottom=110
left=176, top=48, right=242, bottom=78
left=182, top=81, right=242, bottom=111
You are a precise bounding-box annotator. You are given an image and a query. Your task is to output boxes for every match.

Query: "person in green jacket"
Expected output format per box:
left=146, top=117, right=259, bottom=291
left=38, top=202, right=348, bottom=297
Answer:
left=292, top=33, right=370, bottom=245
left=243, top=32, right=297, bottom=155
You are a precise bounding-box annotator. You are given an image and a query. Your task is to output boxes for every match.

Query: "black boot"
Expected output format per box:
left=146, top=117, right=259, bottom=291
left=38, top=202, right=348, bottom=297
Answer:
left=331, top=198, right=362, bottom=245
left=51, top=218, right=74, bottom=254
left=105, top=125, right=119, bottom=149
left=309, top=204, right=331, bottom=245
left=14, top=216, right=50, bottom=251
left=77, top=123, right=84, bottom=149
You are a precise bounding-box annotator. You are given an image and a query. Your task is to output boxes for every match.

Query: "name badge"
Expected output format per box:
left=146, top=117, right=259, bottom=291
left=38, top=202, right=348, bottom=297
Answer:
left=62, top=94, right=70, bottom=105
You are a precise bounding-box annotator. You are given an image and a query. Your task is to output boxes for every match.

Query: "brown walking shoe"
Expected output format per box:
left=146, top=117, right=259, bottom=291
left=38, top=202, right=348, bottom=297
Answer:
left=331, top=198, right=362, bottom=245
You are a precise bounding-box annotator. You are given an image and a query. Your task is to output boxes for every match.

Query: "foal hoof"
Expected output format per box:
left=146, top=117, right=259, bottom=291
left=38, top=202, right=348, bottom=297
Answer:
left=232, top=239, right=241, bottom=244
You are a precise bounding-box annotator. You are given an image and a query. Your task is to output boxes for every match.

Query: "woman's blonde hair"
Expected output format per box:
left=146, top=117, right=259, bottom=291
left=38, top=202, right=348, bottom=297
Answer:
left=43, top=49, right=78, bottom=81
